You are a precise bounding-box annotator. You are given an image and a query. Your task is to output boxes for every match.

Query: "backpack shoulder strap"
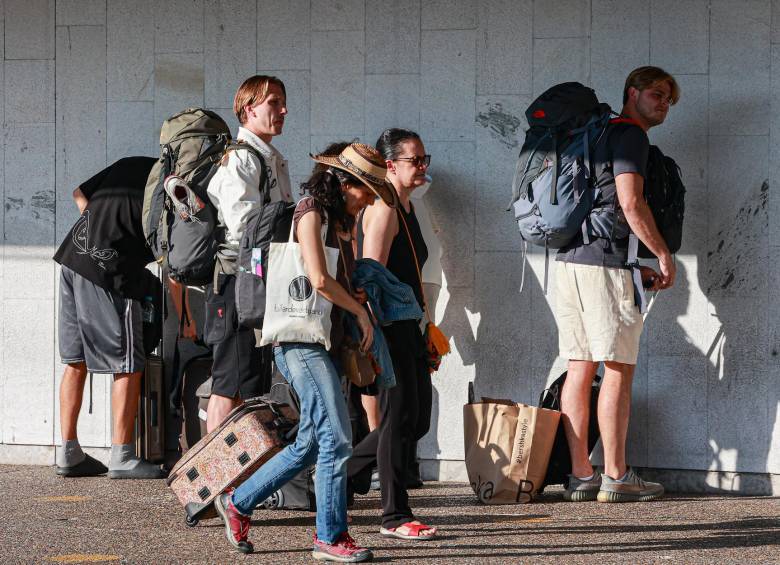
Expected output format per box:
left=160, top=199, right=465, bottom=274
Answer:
left=224, top=141, right=271, bottom=205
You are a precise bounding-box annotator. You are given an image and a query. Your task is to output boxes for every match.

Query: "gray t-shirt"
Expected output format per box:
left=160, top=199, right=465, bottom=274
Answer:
left=557, top=122, right=649, bottom=269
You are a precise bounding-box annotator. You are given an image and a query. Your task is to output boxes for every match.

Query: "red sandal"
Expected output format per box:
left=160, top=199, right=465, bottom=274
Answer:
left=379, top=521, right=437, bottom=540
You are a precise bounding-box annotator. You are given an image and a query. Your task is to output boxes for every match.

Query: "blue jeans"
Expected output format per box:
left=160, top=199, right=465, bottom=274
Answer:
left=231, top=343, right=352, bottom=544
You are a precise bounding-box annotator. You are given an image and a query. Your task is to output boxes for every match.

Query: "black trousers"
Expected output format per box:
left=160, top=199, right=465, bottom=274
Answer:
left=347, top=320, right=432, bottom=528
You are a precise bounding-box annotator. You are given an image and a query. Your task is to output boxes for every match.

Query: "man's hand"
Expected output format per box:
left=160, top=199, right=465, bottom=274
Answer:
left=73, top=187, right=88, bottom=214
left=657, top=253, right=676, bottom=289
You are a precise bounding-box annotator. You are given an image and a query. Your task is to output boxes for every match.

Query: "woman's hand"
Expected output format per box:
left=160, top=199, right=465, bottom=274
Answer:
left=352, top=287, right=368, bottom=304
left=356, top=309, right=374, bottom=352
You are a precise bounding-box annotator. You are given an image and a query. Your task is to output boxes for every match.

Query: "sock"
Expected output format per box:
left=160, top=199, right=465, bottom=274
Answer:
left=577, top=472, right=595, bottom=481
left=109, top=443, right=139, bottom=471
left=58, top=439, right=85, bottom=468
left=616, top=470, right=630, bottom=482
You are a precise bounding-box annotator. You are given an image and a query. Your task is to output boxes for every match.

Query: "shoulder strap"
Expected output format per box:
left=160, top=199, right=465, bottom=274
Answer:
left=224, top=141, right=271, bottom=205
left=397, top=208, right=432, bottom=325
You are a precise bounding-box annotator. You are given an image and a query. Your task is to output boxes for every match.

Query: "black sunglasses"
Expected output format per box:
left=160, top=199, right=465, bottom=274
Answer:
left=394, top=154, right=431, bottom=168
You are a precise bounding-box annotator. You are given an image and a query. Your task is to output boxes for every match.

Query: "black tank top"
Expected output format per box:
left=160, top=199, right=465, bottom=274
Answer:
left=357, top=203, right=428, bottom=310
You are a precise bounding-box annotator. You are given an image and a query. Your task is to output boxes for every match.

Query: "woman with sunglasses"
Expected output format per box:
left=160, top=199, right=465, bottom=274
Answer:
left=348, top=128, right=437, bottom=540
left=213, top=143, right=397, bottom=562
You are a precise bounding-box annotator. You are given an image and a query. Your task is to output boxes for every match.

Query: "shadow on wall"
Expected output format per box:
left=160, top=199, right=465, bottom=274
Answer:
left=696, top=179, right=777, bottom=493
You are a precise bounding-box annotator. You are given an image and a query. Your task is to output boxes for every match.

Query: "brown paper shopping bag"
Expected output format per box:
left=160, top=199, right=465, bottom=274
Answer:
left=463, top=392, right=560, bottom=504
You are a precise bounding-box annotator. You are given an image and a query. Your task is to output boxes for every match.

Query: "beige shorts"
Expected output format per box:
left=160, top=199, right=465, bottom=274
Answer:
left=554, top=262, right=643, bottom=365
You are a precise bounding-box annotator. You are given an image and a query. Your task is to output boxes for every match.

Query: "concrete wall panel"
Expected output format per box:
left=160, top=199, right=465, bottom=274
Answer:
left=422, top=0, right=476, bottom=29
left=591, top=0, right=649, bottom=108
left=366, top=0, right=420, bottom=74
left=426, top=141, right=475, bottom=288
left=107, top=0, right=154, bottom=101
left=154, top=0, right=204, bottom=54
left=154, top=53, right=205, bottom=136
left=421, top=30, right=476, bottom=141
left=4, top=125, right=55, bottom=246
left=205, top=0, right=256, bottom=109
left=647, top=356, right=710, bottom=469
left=475, top=95, right=529, bottom=252
left=364, top=74, right=420, bottom=145
left=311, top=0, right=364, bottom=30
left=5, top=0, right=54, bottom=59
left=533, top=37, right=590, bottom=97
left=650, top=0, right=709, bottom=74
left=477, top=0, right=532, bottom=95
left=107, top=102, right=156, bottom=163
left=56, top=0, right=105, bottom=25
left=4, top=61, right=55, bottom=124
left=257, top=0, right=310, bottom=70
left=709, top=0, right=771, bottom=135
left=474, top=251, right=532, bottom=401
left=310, top=32, right=365, bottom=135
left=55, top=25, right=107, bottom=201
left=2, top=299, right=54, bottom=445
left=533, top=0, right=590, bottom=38
left=774, top=0, right=780, bottom=42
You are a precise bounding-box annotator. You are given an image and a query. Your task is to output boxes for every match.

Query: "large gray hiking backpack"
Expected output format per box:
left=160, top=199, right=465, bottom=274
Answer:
left=508, top=83, right=615, bottom=289
left=142, top=108, right=267, bottom=286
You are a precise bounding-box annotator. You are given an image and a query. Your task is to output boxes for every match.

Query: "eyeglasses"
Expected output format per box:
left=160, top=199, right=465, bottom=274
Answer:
left=394, top=154, right=431, bottom=168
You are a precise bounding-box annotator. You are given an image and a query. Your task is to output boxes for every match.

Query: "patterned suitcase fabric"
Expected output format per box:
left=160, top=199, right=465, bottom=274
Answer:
left=167, top=398, right=297, bottom=524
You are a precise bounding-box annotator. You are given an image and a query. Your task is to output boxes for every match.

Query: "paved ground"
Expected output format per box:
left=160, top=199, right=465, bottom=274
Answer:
left=1, top=464, right=778, bottom=564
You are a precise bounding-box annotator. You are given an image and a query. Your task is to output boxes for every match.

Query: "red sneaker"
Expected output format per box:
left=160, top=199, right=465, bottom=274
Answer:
left=213, top=490, right=253, bottom=554
left=312, top=531, right=373, bottom=562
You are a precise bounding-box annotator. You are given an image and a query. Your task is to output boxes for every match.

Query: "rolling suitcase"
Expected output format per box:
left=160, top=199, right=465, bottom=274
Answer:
left=136, top=354, right=166, bottom=463
left=167, top=398, right=297, bottom=526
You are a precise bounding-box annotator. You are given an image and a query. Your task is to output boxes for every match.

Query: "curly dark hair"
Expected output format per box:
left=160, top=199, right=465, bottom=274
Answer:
left=300, top=142, right=363, bottom=231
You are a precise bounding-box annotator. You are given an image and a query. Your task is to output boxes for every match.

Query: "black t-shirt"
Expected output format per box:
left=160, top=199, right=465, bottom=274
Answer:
left=557, top=123, right=649, bottom=268
left=53, top=157, right=157, bottom=300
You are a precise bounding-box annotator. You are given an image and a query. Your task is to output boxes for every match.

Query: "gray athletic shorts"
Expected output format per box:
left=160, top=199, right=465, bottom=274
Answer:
left=58, top=266, right=145, bottom=374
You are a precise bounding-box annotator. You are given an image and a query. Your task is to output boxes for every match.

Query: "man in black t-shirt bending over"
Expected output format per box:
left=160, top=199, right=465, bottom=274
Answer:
left=555, top=67, right=680, bottom=503
left=53, top=157, right=165, bottom=479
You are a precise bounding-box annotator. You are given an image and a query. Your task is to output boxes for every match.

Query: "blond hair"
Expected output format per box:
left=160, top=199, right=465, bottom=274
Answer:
left=622, top=66, right=680, bottom=106
left=233, top=75, right=286, bottom=125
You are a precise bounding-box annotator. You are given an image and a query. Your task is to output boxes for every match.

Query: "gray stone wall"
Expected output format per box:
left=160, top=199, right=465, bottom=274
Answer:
left=1, top=0, right=778, bottom=491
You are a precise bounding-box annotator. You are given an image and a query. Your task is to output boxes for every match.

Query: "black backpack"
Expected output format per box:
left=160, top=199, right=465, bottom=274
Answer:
left=638, top=145, right=685, bottom=258
left=234, top=200, right=295, bottom=329
left=538, top=371, right=601, bottom=492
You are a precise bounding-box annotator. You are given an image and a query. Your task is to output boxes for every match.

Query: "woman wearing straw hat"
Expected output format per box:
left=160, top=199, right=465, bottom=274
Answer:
left=213, top=143, right=396, bottom=562
left=348, top=128, right=438, bottom=540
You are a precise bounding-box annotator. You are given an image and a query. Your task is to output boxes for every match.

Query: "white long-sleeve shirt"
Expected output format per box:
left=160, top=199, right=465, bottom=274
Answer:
left=207, top=127, right=293, bottom=246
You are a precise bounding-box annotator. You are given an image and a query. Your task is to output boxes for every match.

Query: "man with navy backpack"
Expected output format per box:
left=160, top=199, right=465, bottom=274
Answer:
left=204, top=75, right=294, bottom=431
left=556, top=67, right=680, bottom=502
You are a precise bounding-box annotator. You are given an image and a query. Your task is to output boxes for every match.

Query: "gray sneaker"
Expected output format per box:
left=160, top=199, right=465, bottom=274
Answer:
left=598, top=468, right=664, bottom=502
left=564, top=469, right=602, bottom=502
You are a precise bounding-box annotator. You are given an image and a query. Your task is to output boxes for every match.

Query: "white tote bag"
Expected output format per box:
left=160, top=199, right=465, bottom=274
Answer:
left=259, top=202, right=339, bottom=350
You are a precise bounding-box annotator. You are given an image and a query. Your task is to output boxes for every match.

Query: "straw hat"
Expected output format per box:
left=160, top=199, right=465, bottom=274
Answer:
left=310, top=143, right=398, bottom=207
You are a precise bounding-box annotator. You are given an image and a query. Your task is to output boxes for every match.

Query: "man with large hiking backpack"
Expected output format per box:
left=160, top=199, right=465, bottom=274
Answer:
left=53, top=157, right=166, bottom=479
left=551, top=67, right=680, bottom=502
left=204, top=75, right=293, bottom=430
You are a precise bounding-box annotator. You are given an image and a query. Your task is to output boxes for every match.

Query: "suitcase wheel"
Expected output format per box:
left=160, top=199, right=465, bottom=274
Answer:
left=185, top=515, right=199, bottom=527
left=262, top=490, right=284, bottom=510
